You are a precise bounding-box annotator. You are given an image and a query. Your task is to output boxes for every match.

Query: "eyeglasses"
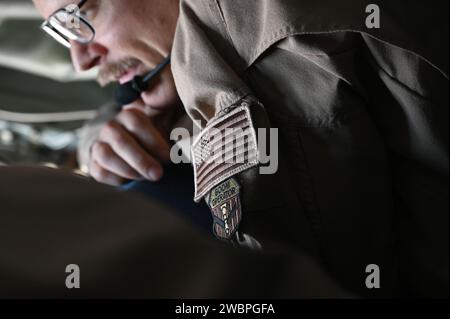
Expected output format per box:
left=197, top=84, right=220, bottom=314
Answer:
left=40, top=0, right=95, bottom=49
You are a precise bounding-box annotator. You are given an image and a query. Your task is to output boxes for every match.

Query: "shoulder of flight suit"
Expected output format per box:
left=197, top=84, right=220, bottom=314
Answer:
left=174, top=0, right=448, bottom=123
left=173, top=0, right=251, bottom=124
left=173, top=0, right=449, bottom=178
left=174, top=0, right=442, bottom=197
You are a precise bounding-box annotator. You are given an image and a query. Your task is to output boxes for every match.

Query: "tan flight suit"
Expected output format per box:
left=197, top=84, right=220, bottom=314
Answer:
left=0, top=0, right=447, bottom=298
left=171, top=0, right=449, bottom=297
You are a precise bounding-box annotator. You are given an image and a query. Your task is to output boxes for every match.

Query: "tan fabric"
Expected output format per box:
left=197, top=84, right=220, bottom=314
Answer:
left=172, top=0, right=449, bottom=297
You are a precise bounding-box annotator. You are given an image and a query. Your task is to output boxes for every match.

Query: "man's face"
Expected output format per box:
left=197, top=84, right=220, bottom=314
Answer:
left=33, top=0, right=181, bottom=111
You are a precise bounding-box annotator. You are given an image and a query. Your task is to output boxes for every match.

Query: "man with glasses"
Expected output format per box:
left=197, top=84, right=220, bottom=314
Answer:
left=29, top=0, right=449, bottom=298
left=36, top=0, right=182, bottom=187
left=37, top=0, right=217, bottom=234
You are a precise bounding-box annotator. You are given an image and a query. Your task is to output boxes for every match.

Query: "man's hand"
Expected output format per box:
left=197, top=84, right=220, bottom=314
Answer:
left=89, top=100, right=173, bottom=186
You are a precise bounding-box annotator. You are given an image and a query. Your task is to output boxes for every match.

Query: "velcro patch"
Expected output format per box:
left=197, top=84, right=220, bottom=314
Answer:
left=206, top=178, right=242, bottom=240
left=192, top=105, right=259, bottom=202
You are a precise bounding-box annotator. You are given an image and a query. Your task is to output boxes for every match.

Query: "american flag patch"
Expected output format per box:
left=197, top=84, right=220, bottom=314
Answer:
left=192, top=104, right=259, bottom=202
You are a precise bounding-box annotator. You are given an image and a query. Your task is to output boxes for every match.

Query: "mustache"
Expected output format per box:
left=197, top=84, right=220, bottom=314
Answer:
left=97, top=58, right=141, bottom=86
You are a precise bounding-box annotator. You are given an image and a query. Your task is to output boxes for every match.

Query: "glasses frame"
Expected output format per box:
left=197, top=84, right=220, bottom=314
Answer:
left=40, top=0, right=95, bottom=48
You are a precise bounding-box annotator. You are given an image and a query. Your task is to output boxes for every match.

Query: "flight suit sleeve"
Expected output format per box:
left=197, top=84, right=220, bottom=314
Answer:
left=172, top=0, right=251, bottom=125
left=172, top=0, right=284, bottom=246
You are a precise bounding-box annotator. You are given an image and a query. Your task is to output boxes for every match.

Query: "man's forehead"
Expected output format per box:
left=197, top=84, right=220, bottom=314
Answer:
left=33, top=0, right=80, bottom=19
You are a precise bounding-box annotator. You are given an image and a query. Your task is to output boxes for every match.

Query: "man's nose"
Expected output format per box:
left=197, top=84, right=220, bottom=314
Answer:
left=69, top=41, right=108, bottom=71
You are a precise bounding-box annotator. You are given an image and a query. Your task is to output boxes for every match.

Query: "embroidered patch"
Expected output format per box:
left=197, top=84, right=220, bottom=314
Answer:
left=192, top=105, right=259, bottom=202
left=206, top=178, right=242, bottom=240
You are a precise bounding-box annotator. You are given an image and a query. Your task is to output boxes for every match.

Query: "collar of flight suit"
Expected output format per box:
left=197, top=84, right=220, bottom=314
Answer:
left=213, top=0, right=448, bottom=77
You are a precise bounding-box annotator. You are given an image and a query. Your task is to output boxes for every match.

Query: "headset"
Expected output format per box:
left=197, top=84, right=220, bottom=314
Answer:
left=114, top=55, right=171, bottom=106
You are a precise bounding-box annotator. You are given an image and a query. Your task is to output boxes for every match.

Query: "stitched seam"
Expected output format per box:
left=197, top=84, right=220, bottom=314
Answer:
left=211, top=0, right=238, bottom=51
left=207, top=0, right=246, bottom=75
left=217, top=88, right=251, bottom=114
left=367, top=53, right=445, bottom=105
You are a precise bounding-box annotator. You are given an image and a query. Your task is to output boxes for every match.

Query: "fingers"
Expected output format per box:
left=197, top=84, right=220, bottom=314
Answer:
left=116, top=109, right=171, bottom=162
left=91, top=142, right=141, bottom=180
left=88, top=103, right=173, bottom=186
left=123, top=99, right=162, bottom=118
left=122, top=98, right=180, bottom=140
left=89, top=159, right=126, bottom=186
left=98, top=120, right=163, bottom=181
